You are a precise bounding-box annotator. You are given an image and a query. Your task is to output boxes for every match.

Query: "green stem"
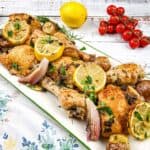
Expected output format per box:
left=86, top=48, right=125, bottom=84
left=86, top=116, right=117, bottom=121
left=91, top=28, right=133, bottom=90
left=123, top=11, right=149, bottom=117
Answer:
left=78, top=39, right=123, bottom=64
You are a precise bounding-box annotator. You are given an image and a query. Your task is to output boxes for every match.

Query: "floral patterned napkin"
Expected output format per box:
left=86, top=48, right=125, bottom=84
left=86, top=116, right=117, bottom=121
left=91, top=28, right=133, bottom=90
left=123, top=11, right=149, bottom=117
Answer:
left=0, top=76, right=85, bottom=150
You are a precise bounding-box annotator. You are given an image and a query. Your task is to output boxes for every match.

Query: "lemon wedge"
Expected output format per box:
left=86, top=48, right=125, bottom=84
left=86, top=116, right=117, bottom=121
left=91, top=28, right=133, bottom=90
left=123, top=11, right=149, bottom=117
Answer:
left=73, top=63, right=106, bottom=93
left=129, top=102, right=150, bottom=140
left=2, top=20, right=30, bottom=45
left=34, top=35, right=64, bottom=61
left=60, top=1, right=87, bottom=28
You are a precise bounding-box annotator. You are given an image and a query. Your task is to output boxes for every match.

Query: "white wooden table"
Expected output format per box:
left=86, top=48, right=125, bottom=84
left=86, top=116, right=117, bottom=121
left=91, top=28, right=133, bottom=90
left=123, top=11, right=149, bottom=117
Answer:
left=0, top=0, right=150, bottom=150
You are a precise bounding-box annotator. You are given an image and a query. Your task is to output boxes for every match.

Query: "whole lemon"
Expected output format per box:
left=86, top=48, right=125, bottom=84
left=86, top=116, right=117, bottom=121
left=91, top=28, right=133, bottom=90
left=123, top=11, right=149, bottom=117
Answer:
left=60, top=1, right=87, bottom=28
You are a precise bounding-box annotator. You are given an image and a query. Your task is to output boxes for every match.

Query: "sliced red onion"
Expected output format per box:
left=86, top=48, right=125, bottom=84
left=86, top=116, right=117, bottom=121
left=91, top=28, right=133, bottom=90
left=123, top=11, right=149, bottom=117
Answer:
left=86, top=98, right=100, bottom=141
left=19, top=58, right=49, bottom=84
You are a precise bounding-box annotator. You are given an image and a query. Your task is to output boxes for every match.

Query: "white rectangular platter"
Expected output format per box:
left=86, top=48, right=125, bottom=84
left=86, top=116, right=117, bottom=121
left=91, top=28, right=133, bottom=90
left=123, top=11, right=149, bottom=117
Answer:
left=0, top=38, right=150, bottom=150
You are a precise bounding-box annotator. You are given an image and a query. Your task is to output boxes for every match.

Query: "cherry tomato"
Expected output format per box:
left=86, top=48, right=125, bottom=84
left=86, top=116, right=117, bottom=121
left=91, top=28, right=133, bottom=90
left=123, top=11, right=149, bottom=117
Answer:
left=109, top=16, right=120, bottom=25
left=107, top=25, right=115, bottom=33
left=133, top=29, right=143, bottom=38
left=116, top=23, right=126, bottom=33
left=131, top=18, right=138, bottom=27
left=126, top=23, right=134, bottom=30
left=116, top=7, right=125, bottom=16
left=98, top=26, right=107, bottom=35
left=107, top=5, right=117, bottom=15
left=100, top=20, right=108, bottom=26
left=120, top=16, right=129, bottom=24
left=140, top=36, right=150, bottom=47
left=122, top=30, right=133, bottom=41
left=129, top=38, right=140, bottom=49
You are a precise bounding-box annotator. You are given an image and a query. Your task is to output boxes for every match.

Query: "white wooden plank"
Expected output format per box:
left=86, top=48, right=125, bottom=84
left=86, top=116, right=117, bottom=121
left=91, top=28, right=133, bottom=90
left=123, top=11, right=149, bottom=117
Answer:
left=0, top=0, right=150, bottom=16
left=0, top=16, right=150, bottom=42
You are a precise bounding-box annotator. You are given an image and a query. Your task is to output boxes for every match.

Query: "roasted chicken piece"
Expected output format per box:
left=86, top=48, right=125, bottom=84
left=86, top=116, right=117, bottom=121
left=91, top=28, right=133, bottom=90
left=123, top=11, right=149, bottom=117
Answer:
left=106, top=134, right=129, bottom=150
left=42, top=77, right=86, bottom=120
left=42, top=77, right=100, bottom=140
left=98, top=85, right=129, bottom=138
left=95, top=56, right=111, bottom=71
left=107, top=63, right=144, bottom=85
left=54, top=31, right=96, bottom=62
left=0, top=34, right=12, bottom=51
left=0, top=45, right=37, bottom=76
left=47, top=56, right=83, bottom=88
left=25, top=29, right=45, bottom=46
left=9, top=13, right=41, bottom=32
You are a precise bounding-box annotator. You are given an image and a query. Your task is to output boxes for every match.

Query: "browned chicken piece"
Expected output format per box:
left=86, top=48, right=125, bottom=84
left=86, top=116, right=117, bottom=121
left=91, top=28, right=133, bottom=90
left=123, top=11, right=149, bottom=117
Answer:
left=136, top=80, right=150, bottom=102
left=0, top=34, right=12, bottom=50
left=25, top=29, right=45, bottom=46
left=107, top=63, right=144, bottom=85
left=106, top=134, right=129, bottom=150
left=98, top=85, right=129, bottom=138
left=95, top=56, right=111, bottom=71
left=42, top=21, right=58, bottom=35
left=42, top=77, right=86, bottom=120
left=47, top=56, right=83, bottom=88
left=9, top=13, right=41, bottom=32
left=0, top=45, right=37, bottom=76
left=54, top=32, right=96, bottom=61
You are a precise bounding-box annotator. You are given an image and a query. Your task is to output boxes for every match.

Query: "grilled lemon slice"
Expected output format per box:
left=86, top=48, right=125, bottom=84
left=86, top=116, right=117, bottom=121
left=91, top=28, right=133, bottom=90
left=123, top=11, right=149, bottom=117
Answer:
left=73, top=63, right=106, bottom=93
left=2, top=20, right=30, bottom=45
left=129, top=102, right=150, bottom=140
left=34, top=35, right=64, bottom=61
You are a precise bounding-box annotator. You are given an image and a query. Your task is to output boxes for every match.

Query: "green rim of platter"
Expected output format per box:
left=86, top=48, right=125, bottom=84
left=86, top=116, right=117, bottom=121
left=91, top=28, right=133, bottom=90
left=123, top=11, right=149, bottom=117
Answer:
left=0, top=73, right=91, bottom=150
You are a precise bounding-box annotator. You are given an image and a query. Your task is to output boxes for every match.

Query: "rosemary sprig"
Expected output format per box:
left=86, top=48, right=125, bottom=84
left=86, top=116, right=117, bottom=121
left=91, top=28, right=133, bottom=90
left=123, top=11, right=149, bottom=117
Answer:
left=59, top=25, right=82, bottom=41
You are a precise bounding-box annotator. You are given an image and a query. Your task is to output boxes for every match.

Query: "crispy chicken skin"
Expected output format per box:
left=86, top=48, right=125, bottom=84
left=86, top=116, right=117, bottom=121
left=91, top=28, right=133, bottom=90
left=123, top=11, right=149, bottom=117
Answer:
left=42, top=77, right=86, bottom=120
left=0, top=34, right=12, bottom=49
left=98, top=85, right=129, bottom=138
left=9, top=13, right=41, bottom=32
left=47, top=56, right=83, bottom=88
left=0, top=45, right=37, bottom=76
left=25, top=29, right=45, bottom=46
left=107, top=63, right=144, bottom=85
left=95, top=56, right=111, bottom=71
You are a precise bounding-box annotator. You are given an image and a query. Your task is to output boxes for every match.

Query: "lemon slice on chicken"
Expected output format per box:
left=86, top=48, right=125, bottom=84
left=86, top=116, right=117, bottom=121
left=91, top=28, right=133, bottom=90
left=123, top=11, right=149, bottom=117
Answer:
left=2, top=20, right=30, bottom=45
left=73, top=63, right=106, bottom=93
left=34, top=35, right=64, bottom=61
left=129, top=102, right=150, bottom=140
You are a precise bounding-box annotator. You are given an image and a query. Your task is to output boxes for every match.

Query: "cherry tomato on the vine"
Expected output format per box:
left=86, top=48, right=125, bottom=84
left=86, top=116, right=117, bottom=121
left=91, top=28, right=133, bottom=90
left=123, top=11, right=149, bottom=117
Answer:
left=107, top=5, right=117, bottom=15
left=109, top=15, right=120, bottom=25
left=133, top=29, right=143, bottom=38
left=107, top=25, right=115, bottom=33
left=122, top=30, right=133, bottom=41
left=140, top=36, right=150, bottom=47
left=116, top=23, right=126, bottom=33
left=129, top=38, right=140, bottom=49
left=98, top=26, right=107, bottom=35
left=116, top=7, right=125, bottom=16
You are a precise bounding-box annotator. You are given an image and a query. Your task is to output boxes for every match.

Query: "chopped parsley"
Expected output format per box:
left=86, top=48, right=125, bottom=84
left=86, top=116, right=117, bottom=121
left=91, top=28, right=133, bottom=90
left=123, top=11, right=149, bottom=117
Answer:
left=36, top=16, right=50, bottom=23
left=14, top=22, right=21, bottom=30
left=98, top=106, right=113, bottom=116
left=11, top=63, right=20, bottom=71
left=7, top=30, right=13, bottom=37
left=134, top=111, right=143, bottom=121
left=89, top=92, right=97, bottom=102
left=48, top=64, right=56, bottom=73
left=80, top=46, right=86, bottom=51
left=60, top=65, right=66, bottom=76
left=82, top=75, right=92, bottom=85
